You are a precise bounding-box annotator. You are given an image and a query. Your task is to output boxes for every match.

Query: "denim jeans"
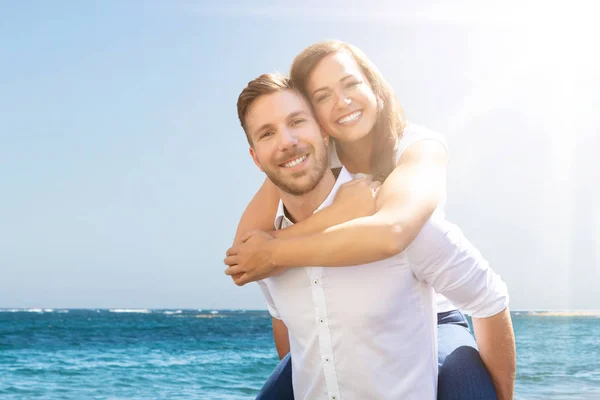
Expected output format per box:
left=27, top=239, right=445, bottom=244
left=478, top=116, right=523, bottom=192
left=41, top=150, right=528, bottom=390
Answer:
left=436, top=310, right=498, bottom=400
left=255, top=310, right=498, bottom=400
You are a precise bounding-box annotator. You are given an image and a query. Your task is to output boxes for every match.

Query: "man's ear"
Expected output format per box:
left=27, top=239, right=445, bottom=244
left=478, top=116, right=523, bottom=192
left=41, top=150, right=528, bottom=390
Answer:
left=249, top=147, right=264, bottom=172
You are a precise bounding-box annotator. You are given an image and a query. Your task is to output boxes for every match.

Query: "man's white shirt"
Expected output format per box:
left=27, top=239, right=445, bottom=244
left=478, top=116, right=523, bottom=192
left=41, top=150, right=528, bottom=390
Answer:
left=257, top=166, right=509, bottom=400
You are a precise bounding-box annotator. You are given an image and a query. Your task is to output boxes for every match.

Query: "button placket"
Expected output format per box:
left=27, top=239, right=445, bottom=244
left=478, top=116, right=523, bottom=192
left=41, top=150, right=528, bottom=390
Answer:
left=309, top=266, right=340, bottom=398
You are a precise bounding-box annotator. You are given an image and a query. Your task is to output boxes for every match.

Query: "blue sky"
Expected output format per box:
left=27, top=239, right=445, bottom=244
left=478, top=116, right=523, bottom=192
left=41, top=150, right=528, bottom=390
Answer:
left=1, top=1, right=598, bottom=309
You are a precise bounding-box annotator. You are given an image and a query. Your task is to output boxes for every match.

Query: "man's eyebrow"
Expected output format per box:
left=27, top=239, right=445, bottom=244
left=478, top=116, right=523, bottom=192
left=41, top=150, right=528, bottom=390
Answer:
left=287, top=110, right=308, bottom=120
left=311, top=75, right=355, bottom=97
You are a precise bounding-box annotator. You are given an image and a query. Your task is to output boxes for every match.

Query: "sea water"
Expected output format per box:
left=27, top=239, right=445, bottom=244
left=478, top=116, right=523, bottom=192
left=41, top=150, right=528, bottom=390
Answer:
left=0, top=309, right=598, bottom=399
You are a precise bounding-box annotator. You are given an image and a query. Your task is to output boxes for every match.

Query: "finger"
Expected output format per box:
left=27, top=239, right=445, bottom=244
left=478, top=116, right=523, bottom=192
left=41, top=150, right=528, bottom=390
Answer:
left=225, top=246, right=239, bottom=257
left=233, top=273, right=250, bottom=287
left=225, top=265, right=243, bottom=276
left=223, top=255, right=238, bottom=266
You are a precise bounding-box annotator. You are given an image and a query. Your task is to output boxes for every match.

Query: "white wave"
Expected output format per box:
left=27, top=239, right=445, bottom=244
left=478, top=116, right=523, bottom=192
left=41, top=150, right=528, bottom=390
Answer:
left=210, top=310, right=219, bottom=314
left=43, top=308, right=54, bottom=312
left=57, top=310, right=69, bottom=313
left=163, top=310, right=182, bottom=315
left=26, top=309, right=44, bottom=313
left=109, top=309, right=150, bottom=314
left=0, top=309, right=21, bottom=312
left=197, top=309, right=203, bottom=312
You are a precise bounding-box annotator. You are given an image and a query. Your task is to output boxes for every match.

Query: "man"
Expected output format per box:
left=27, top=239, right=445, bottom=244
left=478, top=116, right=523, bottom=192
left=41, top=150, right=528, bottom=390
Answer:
left=234, top=72, right=515, bottom=399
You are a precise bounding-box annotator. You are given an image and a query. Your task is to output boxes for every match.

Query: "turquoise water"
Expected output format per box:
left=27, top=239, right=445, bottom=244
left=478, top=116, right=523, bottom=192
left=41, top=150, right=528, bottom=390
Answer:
left=0, top=309, right=598, bottom=399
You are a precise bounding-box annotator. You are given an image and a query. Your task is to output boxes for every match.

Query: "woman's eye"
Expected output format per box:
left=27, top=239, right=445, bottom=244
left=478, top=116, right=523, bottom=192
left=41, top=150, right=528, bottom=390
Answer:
left=345, top=80, right=360, bottom=88
left=291, top=119, right=305, bottom=126
left=316, top=93, right=330, bottom=103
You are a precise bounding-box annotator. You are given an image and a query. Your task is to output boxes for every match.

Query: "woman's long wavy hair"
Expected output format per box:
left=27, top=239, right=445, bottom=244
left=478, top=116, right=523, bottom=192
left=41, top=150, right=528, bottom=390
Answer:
left=290, top=40, right=406, bottom=181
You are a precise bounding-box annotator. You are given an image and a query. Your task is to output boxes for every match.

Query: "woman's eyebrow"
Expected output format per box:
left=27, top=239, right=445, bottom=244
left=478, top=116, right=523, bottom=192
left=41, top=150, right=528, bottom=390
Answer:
left=312, top=75, right=356, bottom=96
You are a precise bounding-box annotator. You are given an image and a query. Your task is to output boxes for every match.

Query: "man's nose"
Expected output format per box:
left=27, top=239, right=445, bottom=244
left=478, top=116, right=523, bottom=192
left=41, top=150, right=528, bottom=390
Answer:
left=279, top=128, right=299, bottom=150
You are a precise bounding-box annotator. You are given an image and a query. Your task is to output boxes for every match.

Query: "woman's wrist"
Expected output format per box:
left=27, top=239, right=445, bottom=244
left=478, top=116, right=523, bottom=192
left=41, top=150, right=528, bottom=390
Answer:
left=268, top=237, right=293, bottom=269
left=266, top=237, right=282, bottom=269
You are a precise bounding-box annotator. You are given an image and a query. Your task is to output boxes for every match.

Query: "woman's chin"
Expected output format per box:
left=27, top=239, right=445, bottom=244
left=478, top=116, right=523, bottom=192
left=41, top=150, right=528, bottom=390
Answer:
left=331, top=129, right=371, bottom=144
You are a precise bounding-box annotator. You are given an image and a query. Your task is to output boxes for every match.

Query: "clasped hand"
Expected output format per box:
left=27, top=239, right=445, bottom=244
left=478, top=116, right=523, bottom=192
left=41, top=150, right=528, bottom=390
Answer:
left=224, top=230, right=281, bottom=286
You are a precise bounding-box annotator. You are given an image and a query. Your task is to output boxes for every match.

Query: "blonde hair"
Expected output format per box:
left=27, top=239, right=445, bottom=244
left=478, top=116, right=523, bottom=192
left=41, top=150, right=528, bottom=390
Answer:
left=237, top=72, right=294, bottom=145
left=290, top=40, right=406, bottom=181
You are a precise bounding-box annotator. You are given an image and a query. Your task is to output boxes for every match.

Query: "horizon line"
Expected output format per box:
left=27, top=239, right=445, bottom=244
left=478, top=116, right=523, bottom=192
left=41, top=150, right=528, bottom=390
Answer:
left=2, top=307, right=600, bottom=312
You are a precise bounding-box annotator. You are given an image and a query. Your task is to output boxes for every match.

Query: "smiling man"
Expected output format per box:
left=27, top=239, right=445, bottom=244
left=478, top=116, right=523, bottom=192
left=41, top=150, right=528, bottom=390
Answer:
left=234, top=72, right=514, bottom=400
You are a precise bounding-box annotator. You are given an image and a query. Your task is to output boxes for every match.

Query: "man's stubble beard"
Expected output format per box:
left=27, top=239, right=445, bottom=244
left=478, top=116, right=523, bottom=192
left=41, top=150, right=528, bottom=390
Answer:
left=266, top=148, right=329, bottom=196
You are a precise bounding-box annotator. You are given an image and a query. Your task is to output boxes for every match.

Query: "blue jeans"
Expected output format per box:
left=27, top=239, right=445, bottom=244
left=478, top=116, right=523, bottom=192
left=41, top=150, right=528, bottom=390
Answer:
left=256, top=310, right=497, bottom=400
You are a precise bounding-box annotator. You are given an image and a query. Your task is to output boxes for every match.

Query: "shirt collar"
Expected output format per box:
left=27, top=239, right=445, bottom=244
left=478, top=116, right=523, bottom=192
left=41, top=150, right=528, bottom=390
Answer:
left=274, top=167, right=353, bottom=229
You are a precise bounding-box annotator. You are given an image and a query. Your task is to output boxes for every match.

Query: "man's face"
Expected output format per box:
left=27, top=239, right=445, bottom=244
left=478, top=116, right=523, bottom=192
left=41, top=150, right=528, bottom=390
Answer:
left=245, top=89, right=329, bottom=196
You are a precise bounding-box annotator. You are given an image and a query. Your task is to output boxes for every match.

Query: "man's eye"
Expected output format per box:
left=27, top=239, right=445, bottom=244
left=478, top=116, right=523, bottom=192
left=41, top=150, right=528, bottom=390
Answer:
left=291, top=119, right=305, bottom=126
left=260, top=131, right=274, bottom=139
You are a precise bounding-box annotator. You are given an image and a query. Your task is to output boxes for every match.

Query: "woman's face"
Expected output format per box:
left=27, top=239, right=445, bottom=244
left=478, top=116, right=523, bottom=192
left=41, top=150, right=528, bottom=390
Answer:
left=306, top=51, right=378, bottom=143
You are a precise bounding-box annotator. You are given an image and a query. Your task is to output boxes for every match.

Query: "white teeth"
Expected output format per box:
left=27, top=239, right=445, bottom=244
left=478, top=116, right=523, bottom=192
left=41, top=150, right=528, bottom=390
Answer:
left=282, top=155, right=307, bottom=168
left=337, top=111, right=362, bottom=124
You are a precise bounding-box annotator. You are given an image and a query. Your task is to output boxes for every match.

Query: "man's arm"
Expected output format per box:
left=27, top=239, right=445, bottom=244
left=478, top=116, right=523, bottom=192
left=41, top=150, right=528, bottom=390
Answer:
left=406, top=219, right=515, bottom=400
left=272, top=317, right=290, bottom=360
left=256, top=282, right=289, bottom=358
left=472, top=308, right=516, bottom=400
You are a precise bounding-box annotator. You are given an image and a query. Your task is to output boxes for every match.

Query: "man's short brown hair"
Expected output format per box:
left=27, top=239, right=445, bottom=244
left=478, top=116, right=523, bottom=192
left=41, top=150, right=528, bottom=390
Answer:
left=237, top=72, right=294, bottom=145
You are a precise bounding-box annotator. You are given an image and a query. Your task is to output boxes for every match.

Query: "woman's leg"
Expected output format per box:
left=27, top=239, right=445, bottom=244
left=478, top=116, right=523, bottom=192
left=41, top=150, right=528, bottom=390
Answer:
left=255, top=353, right=294, bottom=400
left=437, top=310, right=498, bottom=400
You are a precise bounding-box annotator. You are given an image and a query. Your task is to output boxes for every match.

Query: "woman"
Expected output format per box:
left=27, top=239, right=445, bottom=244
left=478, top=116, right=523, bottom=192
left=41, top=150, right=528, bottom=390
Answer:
left=225, top=40, right=502, bottom=400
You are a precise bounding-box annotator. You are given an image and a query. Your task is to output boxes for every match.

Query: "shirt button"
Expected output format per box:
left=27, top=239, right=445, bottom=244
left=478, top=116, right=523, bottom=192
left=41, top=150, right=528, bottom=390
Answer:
left=332, top=396, right=337, bottom=400
left=313, top=279, right=319, bottom=285
left=325, top=357, right=329, bottom=362
left=320, top=318, right=324, bottom=323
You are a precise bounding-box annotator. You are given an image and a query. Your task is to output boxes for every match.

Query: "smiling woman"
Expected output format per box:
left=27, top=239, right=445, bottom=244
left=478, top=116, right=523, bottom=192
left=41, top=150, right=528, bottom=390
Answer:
left=291, top=41, right=405, bottom=182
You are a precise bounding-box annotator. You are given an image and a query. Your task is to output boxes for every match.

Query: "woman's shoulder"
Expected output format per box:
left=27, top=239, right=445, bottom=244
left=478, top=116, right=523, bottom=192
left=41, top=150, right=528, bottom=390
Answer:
left=396, top=122, right=448, bottom=162
left=401, top=122, right=446, bottom=143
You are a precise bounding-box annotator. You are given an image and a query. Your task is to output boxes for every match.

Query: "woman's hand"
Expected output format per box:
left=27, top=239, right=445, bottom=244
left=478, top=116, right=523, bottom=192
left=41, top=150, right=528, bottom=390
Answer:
left=224, top=230, right=284, bottom=286
left=332, top=177, right=380, bottom=219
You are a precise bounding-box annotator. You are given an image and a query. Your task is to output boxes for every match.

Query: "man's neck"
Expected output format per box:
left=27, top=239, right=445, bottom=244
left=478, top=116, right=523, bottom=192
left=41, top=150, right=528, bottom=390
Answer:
left=279, top=171, right=336, bottom=223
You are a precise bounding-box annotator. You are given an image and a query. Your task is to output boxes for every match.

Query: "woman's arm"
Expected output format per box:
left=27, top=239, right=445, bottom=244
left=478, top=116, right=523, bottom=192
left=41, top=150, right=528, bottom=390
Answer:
left=233, top=175, right=378, bottom=245
left=225, top=140, right=448, bottom=284
left=228, top=173, right=378, bottom=283
left=272, top=318, right=290, bottom=360
left=232, top=177, right=280, bottom=245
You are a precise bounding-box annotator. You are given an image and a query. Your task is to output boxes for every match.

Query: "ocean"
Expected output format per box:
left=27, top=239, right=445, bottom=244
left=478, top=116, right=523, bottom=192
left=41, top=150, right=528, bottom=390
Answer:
left=0, top=309, right=598, bottom=399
